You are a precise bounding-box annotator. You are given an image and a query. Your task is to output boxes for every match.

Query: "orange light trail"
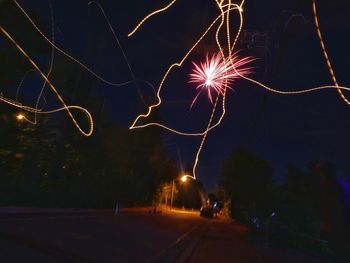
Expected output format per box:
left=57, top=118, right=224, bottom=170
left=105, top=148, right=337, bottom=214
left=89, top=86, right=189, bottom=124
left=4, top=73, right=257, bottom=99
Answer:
left=3, top=0, right=157, bottom=138
left=128, top=0, right=350, bottom=180
left=129, top=4, right=242, bottom=135
left=0, top=26, right=93, bottom=136
left=30, top=0, right=55, bottom=125
left=2, top=0, right=349, bottom=181
left=312, top=0, right=350, bottom=105
left=128, top=0, right=179, bottom=37
left=13, top=0, right=136, bottom=87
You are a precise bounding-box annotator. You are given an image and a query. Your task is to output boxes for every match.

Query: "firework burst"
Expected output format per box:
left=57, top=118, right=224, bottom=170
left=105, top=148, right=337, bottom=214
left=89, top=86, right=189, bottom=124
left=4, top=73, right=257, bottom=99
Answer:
left=189, top=52, right=254, bottom=108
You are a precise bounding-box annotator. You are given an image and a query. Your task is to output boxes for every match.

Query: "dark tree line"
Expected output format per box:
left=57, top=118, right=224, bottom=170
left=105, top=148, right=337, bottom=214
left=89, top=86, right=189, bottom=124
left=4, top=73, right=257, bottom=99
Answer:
left=0, top=105, right=177, bottom=208
left=221, top=146, right=274, bottom=223
left=0, top=0, right=177, bottom=208
left=220, top=146, right=350, bottom=259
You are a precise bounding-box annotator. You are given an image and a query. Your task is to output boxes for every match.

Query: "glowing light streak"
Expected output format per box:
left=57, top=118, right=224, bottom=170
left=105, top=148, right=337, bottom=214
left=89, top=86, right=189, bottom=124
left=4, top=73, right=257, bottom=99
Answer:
left=1, top=26, right=93, bottom=136
left=29, top=0, right=55, bottom=125
left=312, top=0, right=350, bottom=105
left=128, top=1, right=248, bottom=179
left=191, top=0, right=231, bottom=180
left=87, top=1, right=157, bottom=106
left=6, top=0, right=157, bottom=136
left=129, top=0, right=350, bottom=180
left=128, top=2, right=242, bottom=180
left=13, top=0, right=136, bottom=87
left=128, top=0, right=178, bottom=37
left=129, top=5, right=241, bottom=135
left=88, top=1, right=137, bottom=85
left=4, top=0, right=349, bottom=181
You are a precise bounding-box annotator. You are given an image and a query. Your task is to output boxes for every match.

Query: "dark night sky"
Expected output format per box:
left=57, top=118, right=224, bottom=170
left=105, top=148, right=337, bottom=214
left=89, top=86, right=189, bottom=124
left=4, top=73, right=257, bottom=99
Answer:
left=2, top=0, right=350, bottom=190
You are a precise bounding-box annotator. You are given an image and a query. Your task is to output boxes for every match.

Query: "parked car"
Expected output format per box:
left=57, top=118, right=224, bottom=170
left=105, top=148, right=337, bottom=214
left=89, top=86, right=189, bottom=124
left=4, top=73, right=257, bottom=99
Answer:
left=200, top=205, right=214, bottom=218
left=200, top=193, right=223, bottom=218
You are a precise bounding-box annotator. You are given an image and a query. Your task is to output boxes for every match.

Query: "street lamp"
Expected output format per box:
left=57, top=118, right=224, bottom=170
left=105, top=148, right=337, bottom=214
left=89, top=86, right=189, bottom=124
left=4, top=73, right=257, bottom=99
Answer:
left=170, top=174, right=192, bottom=210
left=16, top=113, right=35, bottom=124
left=16, top=114, right=24, bottom=121
left=181, top=175, right=188, bottom=182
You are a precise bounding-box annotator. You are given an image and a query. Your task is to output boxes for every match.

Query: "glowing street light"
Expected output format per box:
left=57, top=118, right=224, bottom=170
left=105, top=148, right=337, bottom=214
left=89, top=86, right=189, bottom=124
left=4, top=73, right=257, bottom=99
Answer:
left=181, top=175, right=188, bottom=182
left=15, top=113, right=36, bottom=125
left=16, top=114, right=24, bottom=121
left=170, top=174, right=193, bottom=210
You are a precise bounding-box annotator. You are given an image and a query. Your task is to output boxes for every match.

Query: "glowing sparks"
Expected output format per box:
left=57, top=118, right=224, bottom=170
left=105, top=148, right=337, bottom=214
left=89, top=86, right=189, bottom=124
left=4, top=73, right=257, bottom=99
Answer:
left=2, top=0, right=350, bottom=183
left=189, top=52, right=253, bottom=107
left=128, top=0, right=350, bottom=181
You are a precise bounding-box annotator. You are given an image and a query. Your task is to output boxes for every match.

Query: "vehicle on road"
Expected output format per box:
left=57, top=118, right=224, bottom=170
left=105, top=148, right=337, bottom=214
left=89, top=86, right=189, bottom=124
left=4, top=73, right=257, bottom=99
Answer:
left=200, top=193, right=223, bottom=218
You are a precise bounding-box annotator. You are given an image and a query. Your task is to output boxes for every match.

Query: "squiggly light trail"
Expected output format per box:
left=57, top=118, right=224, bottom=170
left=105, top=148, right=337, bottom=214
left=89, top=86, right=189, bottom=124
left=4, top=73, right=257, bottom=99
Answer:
left=1, top=0, right=348, bottom=181
left=12, top=0, right=123, bottom=87
left=1, top=26, right=93, bottom=136
left=312, top=0, right=350, bottom=105
left=30, top=0, right=55, bottom=125
left=128, top=0, right=350, bottom=180
left=2, top=0, right=159, bottom=137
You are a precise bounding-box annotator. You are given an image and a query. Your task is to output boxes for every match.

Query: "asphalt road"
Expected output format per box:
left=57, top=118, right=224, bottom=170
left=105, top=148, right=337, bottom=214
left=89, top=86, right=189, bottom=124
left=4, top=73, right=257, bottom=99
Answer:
left=0, top=209, right=331, bottom=263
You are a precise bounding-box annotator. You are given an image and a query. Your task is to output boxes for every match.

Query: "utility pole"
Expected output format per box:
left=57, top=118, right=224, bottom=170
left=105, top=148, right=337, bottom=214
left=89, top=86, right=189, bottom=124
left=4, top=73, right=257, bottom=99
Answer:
left=170, top=180, right=175, bottom=210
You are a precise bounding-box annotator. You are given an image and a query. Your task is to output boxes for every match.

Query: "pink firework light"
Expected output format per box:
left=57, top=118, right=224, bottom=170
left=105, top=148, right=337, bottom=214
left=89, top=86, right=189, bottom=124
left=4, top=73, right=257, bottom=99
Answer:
left=189, top=52, right=254, bottom=108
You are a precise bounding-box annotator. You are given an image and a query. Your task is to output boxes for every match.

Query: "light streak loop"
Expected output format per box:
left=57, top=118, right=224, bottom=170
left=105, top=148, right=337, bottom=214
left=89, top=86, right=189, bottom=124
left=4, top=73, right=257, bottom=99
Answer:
left=1, top=26, right=93, bottom=136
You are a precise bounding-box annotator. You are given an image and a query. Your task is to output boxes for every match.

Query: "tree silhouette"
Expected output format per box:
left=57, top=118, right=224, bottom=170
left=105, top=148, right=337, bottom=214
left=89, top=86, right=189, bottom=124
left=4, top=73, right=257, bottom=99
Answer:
left=220, top=146, right=274, bottom=222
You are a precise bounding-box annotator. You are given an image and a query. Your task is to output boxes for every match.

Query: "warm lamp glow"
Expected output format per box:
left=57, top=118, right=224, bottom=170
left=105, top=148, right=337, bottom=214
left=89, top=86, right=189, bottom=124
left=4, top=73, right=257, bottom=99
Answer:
left=181, top=175, right=188, bottom=182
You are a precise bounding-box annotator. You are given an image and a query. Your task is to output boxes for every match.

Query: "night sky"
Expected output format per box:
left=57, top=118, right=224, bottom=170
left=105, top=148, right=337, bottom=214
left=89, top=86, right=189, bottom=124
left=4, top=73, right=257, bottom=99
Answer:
left=2, top=0, right=350, bottom=190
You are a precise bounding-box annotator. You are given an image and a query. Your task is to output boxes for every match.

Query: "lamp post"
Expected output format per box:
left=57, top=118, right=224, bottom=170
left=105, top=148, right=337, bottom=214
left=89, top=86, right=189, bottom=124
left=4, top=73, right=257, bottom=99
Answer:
left=170, top=175, right=192, bottom=210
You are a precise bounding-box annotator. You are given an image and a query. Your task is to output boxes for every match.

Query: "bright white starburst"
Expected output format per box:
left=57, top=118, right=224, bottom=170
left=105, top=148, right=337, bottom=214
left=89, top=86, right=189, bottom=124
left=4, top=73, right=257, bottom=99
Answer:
left=189, top=52, right=254, bottom=108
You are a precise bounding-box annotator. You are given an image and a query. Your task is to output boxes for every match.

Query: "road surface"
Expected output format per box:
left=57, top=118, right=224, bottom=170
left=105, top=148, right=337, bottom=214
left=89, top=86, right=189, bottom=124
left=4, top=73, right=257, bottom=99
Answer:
left=0, top=208, right=331, bottom=262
